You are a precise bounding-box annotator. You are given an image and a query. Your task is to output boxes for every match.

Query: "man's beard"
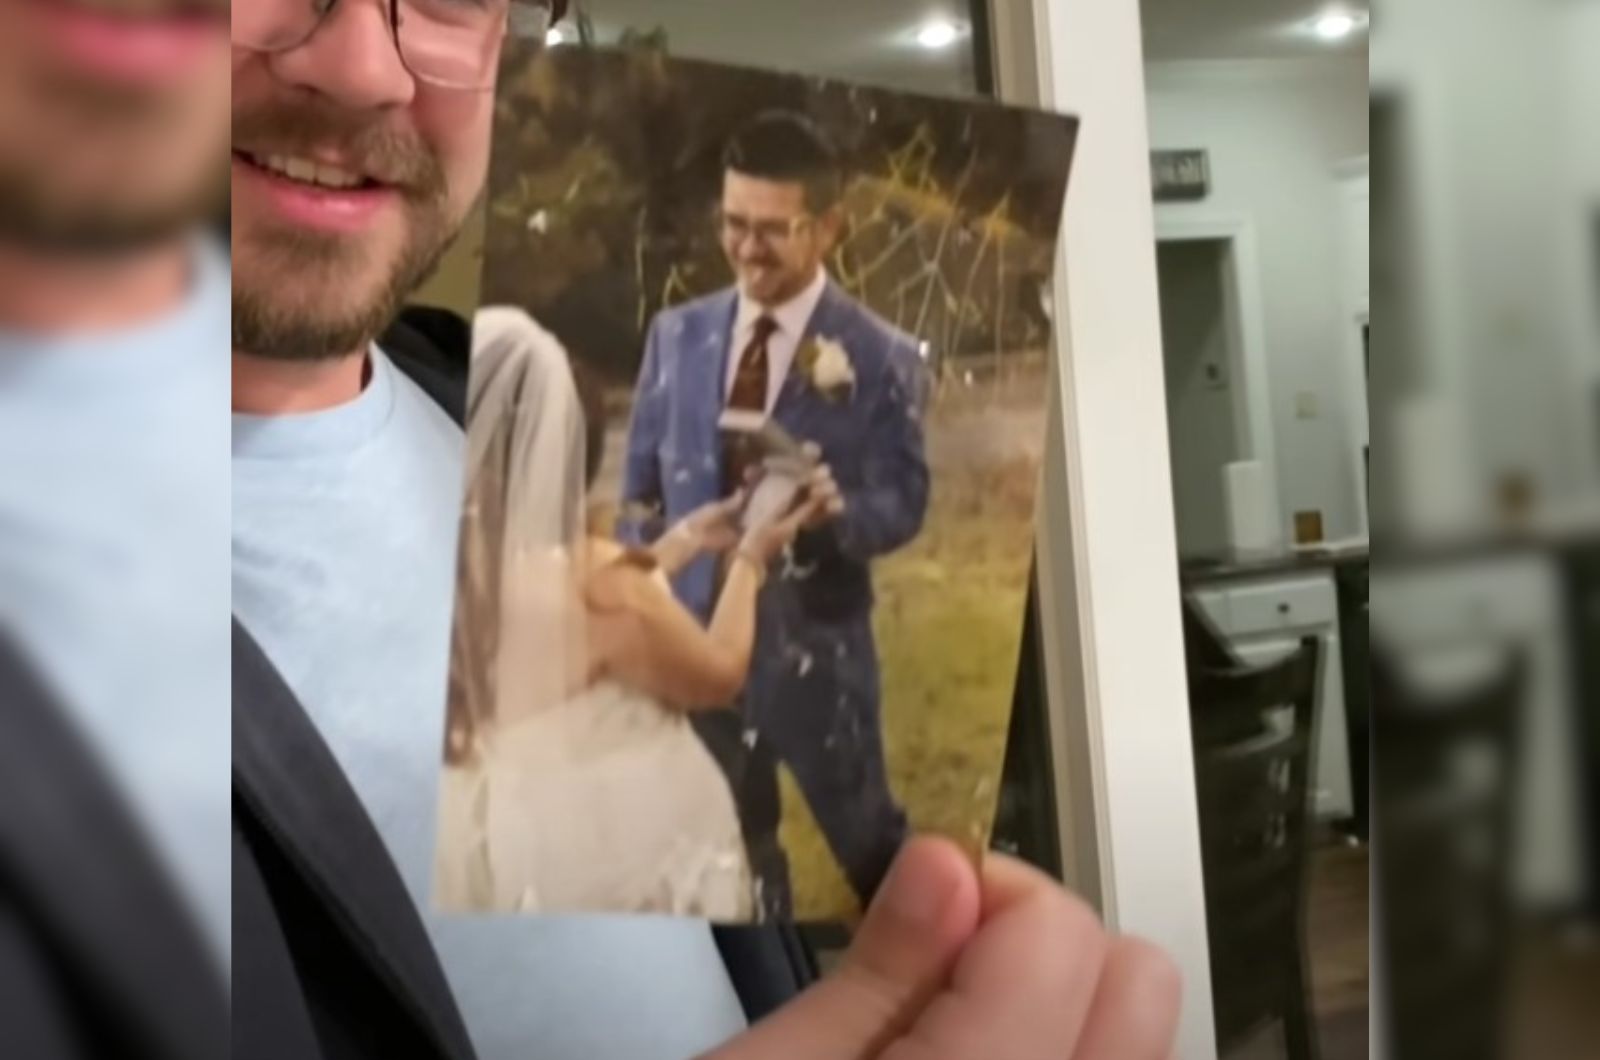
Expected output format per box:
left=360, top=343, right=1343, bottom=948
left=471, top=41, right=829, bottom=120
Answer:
left=232, top=102, right=457, bottom=362
left=0, top=73, right=226, bottom=253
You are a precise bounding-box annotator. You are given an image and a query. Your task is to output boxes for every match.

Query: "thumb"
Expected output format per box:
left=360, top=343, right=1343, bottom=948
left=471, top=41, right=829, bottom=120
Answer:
left=701, top=838, right=981, bottom=1060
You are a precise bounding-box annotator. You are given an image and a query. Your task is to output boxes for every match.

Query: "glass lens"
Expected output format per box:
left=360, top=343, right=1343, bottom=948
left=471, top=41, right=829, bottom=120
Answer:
left=399, top=0, right=545, bottom=88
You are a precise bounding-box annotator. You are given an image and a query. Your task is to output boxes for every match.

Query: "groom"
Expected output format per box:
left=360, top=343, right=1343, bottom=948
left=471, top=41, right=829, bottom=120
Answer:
left=621, top=111, right=930, bottom=916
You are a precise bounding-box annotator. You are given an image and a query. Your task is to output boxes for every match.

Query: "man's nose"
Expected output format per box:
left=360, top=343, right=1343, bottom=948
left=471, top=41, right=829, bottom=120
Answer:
left=264, top=0, right=417, bottom=110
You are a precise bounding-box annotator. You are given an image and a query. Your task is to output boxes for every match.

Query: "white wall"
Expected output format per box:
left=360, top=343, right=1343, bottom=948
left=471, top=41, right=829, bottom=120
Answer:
left=1146, top=59, right=1369, bottom=541
left=1372, top=0, right=1595, bottom=517
left=1158, top=239, right=1240, bottom=555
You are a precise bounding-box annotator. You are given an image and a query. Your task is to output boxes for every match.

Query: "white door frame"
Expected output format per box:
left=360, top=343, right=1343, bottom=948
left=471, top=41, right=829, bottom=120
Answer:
left=1335, top=159, right=1371, bottom=535
left=1154, top=215, right=1280, bottom=491
left=1004, top=1, right=1219, bottom=1057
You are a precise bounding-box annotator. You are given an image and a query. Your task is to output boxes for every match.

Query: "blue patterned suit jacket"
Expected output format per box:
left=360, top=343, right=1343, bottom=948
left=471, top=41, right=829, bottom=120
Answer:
left=620, top=280, right=929, bottom=736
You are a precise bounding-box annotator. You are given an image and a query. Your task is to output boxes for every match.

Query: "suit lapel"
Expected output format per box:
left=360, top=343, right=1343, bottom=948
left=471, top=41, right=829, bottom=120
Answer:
left=231, top=620, right=474, bottom=1060
left=701, top=290, right=739, bottom=414
left=773, top=281, right=849, bottom=434
left=689, top=291, right=739, bottom=481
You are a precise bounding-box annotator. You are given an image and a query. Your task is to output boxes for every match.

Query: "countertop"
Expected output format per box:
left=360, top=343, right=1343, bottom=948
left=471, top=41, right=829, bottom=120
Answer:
left=1180, top=539, right=1370, bottom=588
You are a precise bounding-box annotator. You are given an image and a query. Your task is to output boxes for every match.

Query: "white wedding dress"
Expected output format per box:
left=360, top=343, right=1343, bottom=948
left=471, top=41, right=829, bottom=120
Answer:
left=437, top=307, right=753, bottom=921
left=465, top=670, right=753, bottom=920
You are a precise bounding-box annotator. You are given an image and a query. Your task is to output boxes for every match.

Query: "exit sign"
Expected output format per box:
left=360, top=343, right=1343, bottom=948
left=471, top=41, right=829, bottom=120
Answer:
left=1151, top=150, right=1210, bottom=201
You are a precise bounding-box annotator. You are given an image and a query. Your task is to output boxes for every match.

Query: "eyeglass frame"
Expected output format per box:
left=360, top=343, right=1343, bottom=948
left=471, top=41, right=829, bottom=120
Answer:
left=234, top=0, right=557, bottom=92
left=716, top=208, right=821, bottom=250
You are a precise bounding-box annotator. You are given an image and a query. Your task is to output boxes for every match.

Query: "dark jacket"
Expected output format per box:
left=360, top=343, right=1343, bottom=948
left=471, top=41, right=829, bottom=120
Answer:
left=231, top=311, right=817, bottom=1060
left=0, top=633, right=228, bottom=1060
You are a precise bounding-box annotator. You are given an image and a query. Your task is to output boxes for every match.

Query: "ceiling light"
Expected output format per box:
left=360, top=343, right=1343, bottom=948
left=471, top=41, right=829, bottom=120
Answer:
left=1312, top=12, right=1358, bottom=40
left=916, top=19, right=961, bottom=50
left=547, top=25, right=567, bottom=46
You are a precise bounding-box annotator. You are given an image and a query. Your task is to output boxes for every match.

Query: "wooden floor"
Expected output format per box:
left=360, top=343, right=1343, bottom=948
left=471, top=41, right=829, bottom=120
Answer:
left=1508, top=927, right=1600, bottom=1059
left=1225, top=840, right=1600, bottom=1060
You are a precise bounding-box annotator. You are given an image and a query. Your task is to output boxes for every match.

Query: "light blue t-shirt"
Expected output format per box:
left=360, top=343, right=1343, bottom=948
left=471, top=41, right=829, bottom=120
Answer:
left=231, top=346, right=748, bottom=1060
left=0, top=240, right=232, bottom=964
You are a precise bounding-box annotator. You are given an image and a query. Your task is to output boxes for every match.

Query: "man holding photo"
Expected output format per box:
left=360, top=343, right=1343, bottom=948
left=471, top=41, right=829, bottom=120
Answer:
left=228, top=1, right=1180, bottom=1058
left=621, top=112, right=929, bottom=916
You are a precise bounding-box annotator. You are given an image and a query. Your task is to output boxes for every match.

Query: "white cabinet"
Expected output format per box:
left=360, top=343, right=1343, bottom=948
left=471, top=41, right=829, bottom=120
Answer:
left=1192, top=571, right=1354, bottom=820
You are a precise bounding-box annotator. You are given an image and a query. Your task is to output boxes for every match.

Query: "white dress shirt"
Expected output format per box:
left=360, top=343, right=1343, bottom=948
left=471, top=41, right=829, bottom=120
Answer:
left=726, top=267, right=829, bottom=413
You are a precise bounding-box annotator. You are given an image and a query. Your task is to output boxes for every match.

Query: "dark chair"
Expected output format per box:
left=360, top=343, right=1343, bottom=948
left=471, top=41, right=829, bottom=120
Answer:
left=1373, top=643, right=1521, bottom=1060
left=1191, top=636, right=1322, bottom=1060
left=1182, top=593, right=1240, bottom=671
left=1334, top=562, right=1370, bottom=842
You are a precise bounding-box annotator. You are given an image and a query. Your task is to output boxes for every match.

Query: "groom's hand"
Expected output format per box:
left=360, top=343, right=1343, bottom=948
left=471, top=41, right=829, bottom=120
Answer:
left=800, top=443, right=845, bottom=529
left=700, top=839, right=1182, bottom=1060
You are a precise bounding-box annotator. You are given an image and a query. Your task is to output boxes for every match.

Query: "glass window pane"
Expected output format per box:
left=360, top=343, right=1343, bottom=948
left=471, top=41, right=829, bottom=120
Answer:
left=564, top=1, right=992, bottom=98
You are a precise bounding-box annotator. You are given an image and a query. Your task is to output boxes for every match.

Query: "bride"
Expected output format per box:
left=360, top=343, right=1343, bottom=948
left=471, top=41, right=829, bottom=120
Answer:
left=436, top=307, right=817, bottom=921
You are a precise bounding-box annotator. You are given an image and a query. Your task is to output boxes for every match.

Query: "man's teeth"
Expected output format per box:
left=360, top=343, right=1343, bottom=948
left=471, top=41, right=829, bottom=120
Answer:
left=255, top=154, right=368, bottom=191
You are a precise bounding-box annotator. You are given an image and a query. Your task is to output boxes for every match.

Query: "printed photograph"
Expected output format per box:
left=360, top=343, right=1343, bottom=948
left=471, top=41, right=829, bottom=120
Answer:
left=433, top=44, right=1077, bottom=922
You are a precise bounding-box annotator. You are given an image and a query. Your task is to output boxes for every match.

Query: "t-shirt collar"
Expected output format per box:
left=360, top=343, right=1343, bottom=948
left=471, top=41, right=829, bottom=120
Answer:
left=231, top=344, right=397, bottom=460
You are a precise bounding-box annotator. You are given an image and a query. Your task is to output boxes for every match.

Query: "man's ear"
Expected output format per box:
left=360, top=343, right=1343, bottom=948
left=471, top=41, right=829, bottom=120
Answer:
left=816, top=205, right=846, bottom=252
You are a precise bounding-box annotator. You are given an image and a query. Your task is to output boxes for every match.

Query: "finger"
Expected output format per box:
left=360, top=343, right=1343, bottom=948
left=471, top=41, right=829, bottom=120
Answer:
left=885, top=853, right=1111, bottom=1060
left=801, top=440, right=823, bottom=461
left=775, top=505, right=811, bottom=540
left=1071, top=936, right=1182, bottom=1060
left=701, top=838, right=981, bottom=1060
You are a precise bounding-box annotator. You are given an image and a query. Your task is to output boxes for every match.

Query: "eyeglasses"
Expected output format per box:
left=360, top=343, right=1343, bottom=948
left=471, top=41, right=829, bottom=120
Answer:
left=718, top=210, right=814, bottom=249
left=233, top=0, right=555, bottom=92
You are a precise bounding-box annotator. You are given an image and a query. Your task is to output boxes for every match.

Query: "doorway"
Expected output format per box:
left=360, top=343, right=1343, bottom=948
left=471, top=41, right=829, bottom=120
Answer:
left=1156, top=222, right=1275, bottom=558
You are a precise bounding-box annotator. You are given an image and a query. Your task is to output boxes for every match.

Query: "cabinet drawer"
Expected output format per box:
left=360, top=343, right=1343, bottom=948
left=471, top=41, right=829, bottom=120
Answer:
left=1189, top=588, right=1232, bottom=631
left=1223, top=576, right=1338, bottom=636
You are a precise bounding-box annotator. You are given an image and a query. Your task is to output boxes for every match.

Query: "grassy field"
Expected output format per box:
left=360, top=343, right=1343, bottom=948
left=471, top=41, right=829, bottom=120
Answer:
left=781, top=364, right=1046, bottom=919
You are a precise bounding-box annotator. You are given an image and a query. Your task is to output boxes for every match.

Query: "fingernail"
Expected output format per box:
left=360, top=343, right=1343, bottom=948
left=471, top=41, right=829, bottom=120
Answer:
left=875, top=843, right=954, bottom=927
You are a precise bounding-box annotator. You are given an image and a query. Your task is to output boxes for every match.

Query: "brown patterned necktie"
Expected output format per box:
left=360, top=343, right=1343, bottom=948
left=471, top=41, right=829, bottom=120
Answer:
left=724, top=315, right=778, bottom=492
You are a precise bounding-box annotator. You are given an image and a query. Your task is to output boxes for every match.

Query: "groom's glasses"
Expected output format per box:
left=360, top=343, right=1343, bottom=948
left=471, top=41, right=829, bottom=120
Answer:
left=719, top=210, right=815, bottom=249
left=233, top=0, right=556, bottom=91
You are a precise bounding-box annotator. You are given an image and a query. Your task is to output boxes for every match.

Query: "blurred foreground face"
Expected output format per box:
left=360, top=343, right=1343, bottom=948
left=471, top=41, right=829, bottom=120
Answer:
left=230, top=0, right=508, bottom=360
left=0, top=0, right=229, bottom=251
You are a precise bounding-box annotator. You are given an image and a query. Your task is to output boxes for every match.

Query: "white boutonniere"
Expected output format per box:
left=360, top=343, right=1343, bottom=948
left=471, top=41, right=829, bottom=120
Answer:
left=797, top=336, right=856, bottom=403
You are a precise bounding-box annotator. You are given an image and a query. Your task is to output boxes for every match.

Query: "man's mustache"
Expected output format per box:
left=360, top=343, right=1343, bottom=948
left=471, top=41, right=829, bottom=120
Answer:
left=234, top=105, right=447, bottom=198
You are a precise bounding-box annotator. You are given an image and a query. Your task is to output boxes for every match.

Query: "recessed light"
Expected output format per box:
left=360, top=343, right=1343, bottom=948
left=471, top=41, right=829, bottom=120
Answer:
left=1312, top=12, right=1358, bottom=40
left=916, top=19, right=961, bottom=50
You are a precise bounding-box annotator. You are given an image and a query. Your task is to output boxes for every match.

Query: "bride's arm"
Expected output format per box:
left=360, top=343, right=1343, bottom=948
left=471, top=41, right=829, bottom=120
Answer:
left=586, top=553, right=766, bottom=711
left=650, top=494, right=744, bottom=578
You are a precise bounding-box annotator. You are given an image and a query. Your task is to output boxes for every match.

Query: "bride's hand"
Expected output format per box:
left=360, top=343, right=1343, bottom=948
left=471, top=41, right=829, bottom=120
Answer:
left=666, top=494, right=745, bottom=557
left=739, top=487, right=827, bottom=567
